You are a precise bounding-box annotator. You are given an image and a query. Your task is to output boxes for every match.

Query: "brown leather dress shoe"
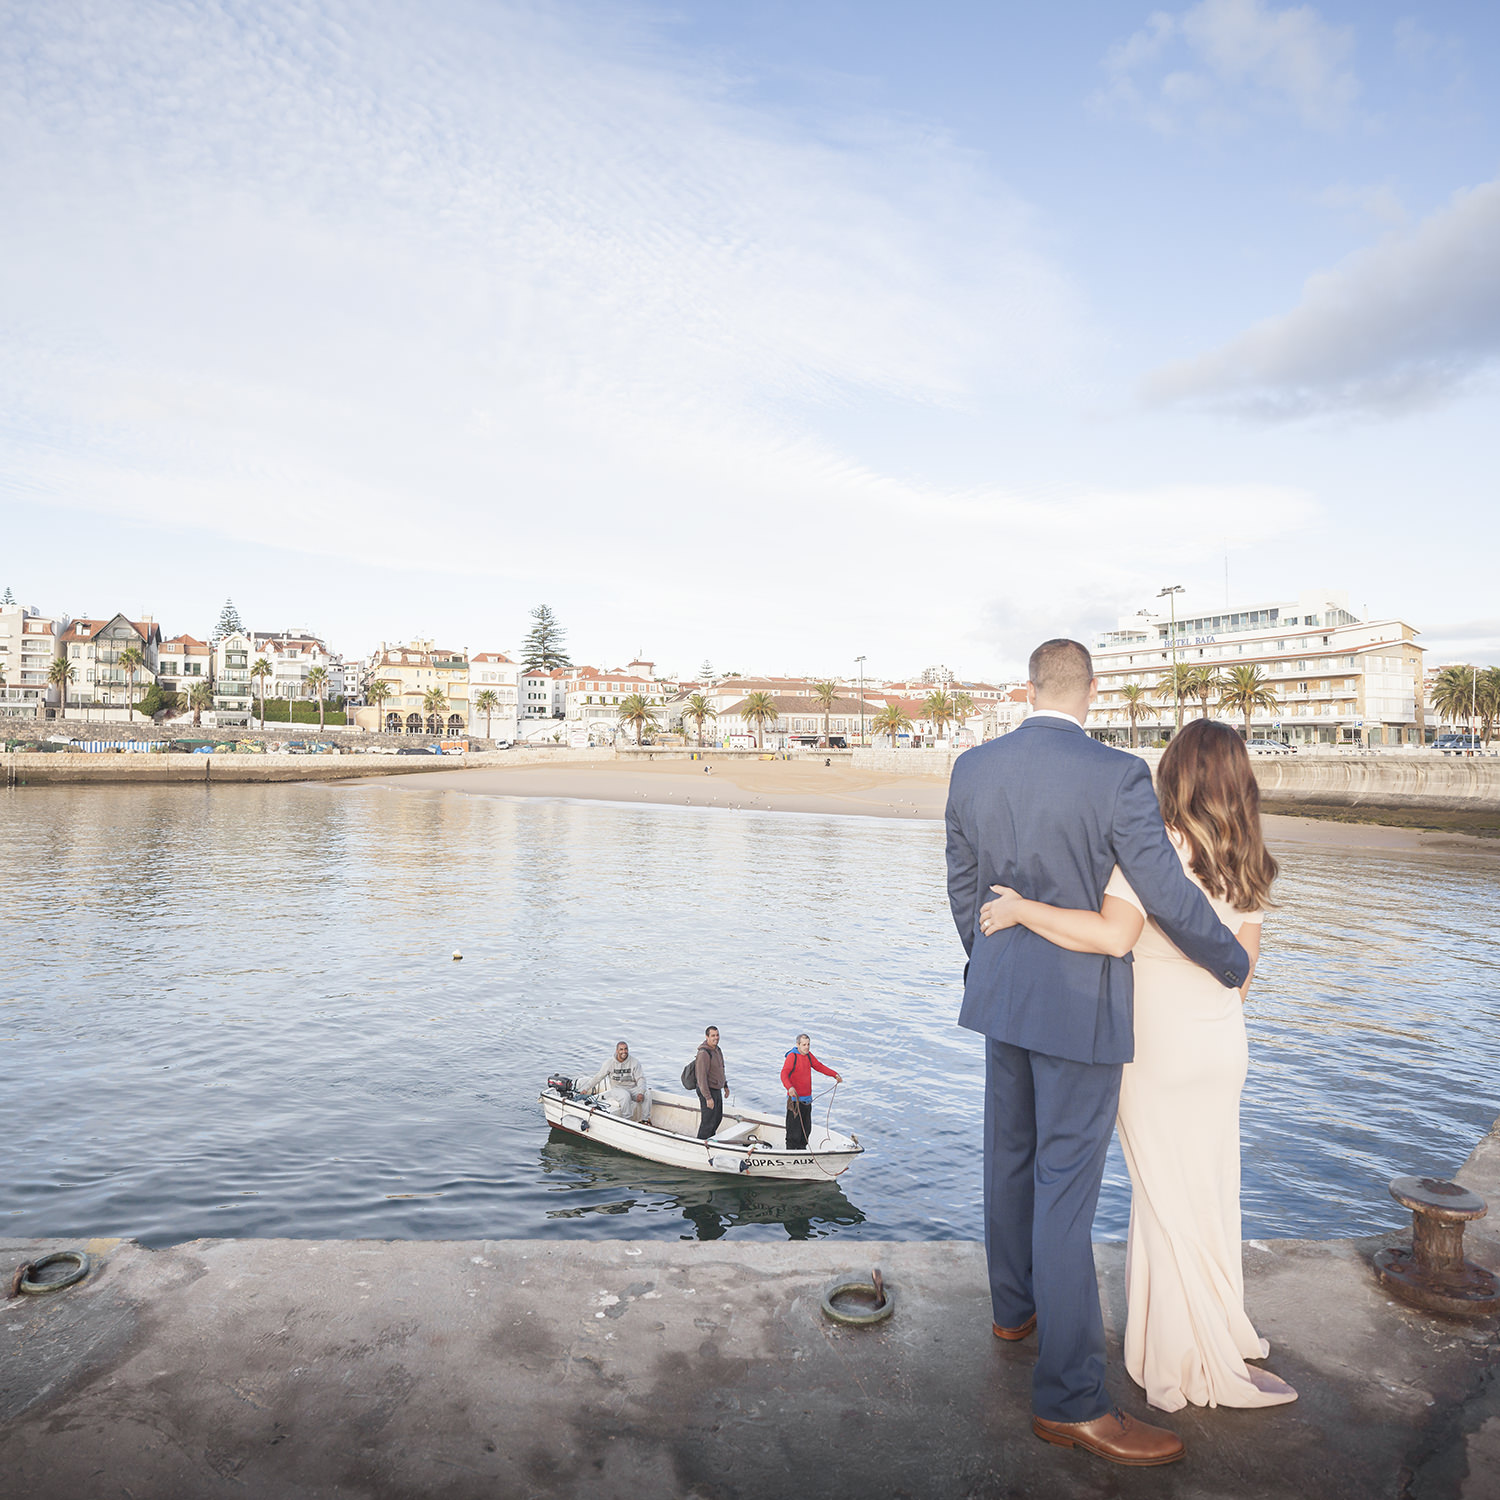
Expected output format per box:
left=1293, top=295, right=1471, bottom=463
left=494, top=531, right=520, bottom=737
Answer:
left=1032, top=1408, right=1185, bottom=1466
left=992, top=1313, right=1037, bottom=1341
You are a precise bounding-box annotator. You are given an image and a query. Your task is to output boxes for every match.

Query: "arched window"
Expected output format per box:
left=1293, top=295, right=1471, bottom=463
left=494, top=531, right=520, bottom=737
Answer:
left=385, top=712, right=401, bottom=732
left=425, top=715, right=441, bottom=735
left=405, top=712, right=422, bottom=734
left=447, top=714, right=464, bottom=732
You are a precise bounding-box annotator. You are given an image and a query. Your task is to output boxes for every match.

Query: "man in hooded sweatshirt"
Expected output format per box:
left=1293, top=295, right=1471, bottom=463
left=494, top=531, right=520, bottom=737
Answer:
left=585, top=1040, right=650, bottom=1123
left=694, top=1026, right=728, bottom=1140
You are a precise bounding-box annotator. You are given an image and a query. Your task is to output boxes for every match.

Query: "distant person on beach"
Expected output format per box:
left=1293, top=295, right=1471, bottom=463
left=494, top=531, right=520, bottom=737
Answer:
left=780, top=1033, right=841, bottom=1150
left=980, top=718, right=1295, bottom=1413
left=584, top=1041, right=650, bottom=1124
left=946, top=638, right=1249, bottom=1469
left=694, top=1026, right=728, bottom=1139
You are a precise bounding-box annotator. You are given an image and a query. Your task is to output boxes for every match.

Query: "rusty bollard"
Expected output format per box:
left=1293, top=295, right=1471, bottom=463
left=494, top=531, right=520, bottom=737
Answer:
left=1373, top=1176, right=1500, bottom=1318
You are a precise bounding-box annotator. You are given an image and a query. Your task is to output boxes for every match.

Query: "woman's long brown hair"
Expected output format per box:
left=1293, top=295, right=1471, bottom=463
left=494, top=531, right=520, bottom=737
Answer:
left=1156, top=719, right=1278, bottom=912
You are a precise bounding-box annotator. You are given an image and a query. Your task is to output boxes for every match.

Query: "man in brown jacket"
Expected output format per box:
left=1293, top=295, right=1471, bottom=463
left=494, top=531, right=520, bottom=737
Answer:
left=694, top=1026, right=728, bottom=1139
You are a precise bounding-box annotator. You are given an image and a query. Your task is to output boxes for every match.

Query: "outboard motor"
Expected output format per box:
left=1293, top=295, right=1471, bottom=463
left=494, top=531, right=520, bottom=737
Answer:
left=546, top=1074, right=575, bottom=1096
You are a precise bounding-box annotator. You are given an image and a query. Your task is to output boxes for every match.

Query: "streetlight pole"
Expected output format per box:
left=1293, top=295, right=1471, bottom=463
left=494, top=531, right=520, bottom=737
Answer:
left=855, top=656, right=866, bottom=747
left=1158, top=585, right=1185, bottom=737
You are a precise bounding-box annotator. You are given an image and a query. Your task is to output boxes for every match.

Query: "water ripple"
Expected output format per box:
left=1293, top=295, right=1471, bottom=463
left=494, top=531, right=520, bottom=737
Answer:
left=2, top=782, right=1497, bottom=1246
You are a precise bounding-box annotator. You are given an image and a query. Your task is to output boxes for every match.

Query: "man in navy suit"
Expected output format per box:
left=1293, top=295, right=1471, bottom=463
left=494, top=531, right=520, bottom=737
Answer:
left=946, top=639, right=1249, bottom=1467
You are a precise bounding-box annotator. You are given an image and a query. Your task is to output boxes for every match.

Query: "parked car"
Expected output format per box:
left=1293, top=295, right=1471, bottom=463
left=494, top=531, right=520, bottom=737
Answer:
left=396, top=745, right=442, bottom=755
left=1245, top=739, right=1295, bottom=754
left=1433, top=734, right=1482, bottom=752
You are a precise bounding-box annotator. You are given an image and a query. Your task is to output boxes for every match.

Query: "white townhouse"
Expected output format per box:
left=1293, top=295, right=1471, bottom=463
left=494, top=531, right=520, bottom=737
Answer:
left=1087, top=588, right=1426, bottom=748
left=517, top=666, right=568, bottom=739
left=467, top=652, right=520, bottom=742
left=0, top=602, right=66, bottom=719
left=57, top=615, right=163, bottom=722
left=250, top=629, right=340, bottom=703
left=157, top=635, right=212, bottom=700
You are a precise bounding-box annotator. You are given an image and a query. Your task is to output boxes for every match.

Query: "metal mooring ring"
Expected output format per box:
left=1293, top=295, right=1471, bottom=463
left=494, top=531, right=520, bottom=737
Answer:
left=17, top=1251, right=91, bottom=1295
left=820, top=1267, right=893, bottom=1326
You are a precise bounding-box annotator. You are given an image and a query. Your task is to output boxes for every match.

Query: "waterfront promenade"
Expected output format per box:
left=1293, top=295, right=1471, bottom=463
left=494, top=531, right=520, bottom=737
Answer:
left=4, top=1115, right=1497, bottom=1498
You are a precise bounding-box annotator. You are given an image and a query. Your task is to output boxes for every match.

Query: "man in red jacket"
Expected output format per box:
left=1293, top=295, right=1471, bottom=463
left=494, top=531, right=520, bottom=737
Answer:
left=780, top=1033, right=842, bottom=1151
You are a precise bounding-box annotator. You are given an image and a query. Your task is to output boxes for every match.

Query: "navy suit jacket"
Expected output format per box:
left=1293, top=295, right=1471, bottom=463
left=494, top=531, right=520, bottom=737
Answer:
left=945, top=716, right=1250, bottom=1065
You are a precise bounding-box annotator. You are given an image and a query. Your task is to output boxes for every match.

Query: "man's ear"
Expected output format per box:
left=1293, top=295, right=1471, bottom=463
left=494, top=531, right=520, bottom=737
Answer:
left=1025, top=682, right=1037, bottom=705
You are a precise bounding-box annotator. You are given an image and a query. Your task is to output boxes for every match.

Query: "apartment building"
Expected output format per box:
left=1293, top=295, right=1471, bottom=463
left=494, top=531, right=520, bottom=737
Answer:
left=468, top=652, right=520, bottom=741
left=368, top=641, right=470, bottom=735
left=1088, top=589, right=1425, bottom=746
left=563, top=666, right=670, bottom=744
left=213, top=631, right=255, bottom=721
left=716, top=692, right=883, bottom=748
left=0, top=602, right=65, bottom=718
left=57, top=615, right=163, bottom=720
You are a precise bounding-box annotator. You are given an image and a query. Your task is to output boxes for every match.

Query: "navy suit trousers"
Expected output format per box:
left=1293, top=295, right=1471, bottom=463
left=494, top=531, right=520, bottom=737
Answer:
left=985, top=1038, right=1121, bottom=1423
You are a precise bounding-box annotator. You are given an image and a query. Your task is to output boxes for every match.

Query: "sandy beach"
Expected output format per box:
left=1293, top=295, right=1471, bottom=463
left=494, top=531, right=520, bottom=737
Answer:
left=369, top=756, right=1499, bottom=854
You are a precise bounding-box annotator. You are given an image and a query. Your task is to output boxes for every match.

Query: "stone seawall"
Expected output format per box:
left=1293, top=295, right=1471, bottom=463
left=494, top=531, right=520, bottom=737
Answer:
left=852, top=745, right=1500, bottom=813
left=2, top=746, right=616, bottom=787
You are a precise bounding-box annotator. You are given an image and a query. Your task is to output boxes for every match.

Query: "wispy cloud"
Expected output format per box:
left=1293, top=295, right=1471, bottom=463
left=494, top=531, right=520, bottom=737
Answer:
left=1141, top=176, right=1500, bottom=417
left=0, top=0, right=1119, bottom=665
left=1096, top=0, right=1358, bottom=134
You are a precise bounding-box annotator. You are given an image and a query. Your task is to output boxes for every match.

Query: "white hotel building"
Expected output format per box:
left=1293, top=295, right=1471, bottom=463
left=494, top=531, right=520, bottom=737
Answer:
left=1088, top=589, right=1426, bottom=748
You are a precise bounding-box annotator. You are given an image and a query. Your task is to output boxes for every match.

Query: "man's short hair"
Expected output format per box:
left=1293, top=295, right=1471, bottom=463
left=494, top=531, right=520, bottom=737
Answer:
left=796, top=1033, right=810, bottom=1045
left=1028, top=639, right=1093, bottom=698
left=705, top=1025, right=718, bottom=1037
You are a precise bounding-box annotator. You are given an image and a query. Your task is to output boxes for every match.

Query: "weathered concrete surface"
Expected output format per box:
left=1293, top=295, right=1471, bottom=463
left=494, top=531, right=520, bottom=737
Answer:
left=4, top=1117, right=1499, bottom=1500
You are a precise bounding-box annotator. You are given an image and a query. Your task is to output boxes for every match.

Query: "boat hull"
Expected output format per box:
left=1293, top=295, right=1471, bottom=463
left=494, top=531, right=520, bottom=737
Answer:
left=539, top=1088, right=863, bottom=1181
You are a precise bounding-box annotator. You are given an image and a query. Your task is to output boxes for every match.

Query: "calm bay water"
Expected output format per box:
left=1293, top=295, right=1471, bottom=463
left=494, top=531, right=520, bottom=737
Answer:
left=2, top=782, right=1497, bottom=1247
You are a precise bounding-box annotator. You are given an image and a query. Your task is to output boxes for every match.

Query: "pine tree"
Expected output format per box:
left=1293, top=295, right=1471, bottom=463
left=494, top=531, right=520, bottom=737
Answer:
left=1, top=587, right=14, bottom=605
left=213, top=598, right=245, bottom=640
left=522, top=605, right=571, bottom=670
left=699, top=659, right=714, bottom=682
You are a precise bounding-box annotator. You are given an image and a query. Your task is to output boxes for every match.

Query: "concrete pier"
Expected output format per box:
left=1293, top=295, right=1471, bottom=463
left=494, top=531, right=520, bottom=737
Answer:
left=4, top=1121, right=1498, bottom=1498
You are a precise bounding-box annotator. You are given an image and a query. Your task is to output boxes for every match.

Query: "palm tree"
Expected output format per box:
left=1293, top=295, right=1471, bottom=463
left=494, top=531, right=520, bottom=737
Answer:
left=739, top=690, right=779, bottom=750
left=1185, top=665, right=1222, bottom=720
left=872, top=702, right=913, bottom=749
left=189, top=679, right=213, bottom=727
left=116, top=645, right=146, bottom=722
left=950, top=689, right=976, bottom=726
left=1478, top=667, right=1500, bottom=747
left=305, top=665, right=329, bottom=729
left=365, top=678, right=394, bottom=731
left=922, top=689, right=955, bottom=744
left=1154, top=663, right=1197, bottom=733
left=1218, top=664, right=1280, bottom=743
left=472, top=689, right=500, bottom=740
left=683, top=693, right=717, bottom=748
left=250, top=657, right=273, bottom=728
left=47, top=656, right=76, bottom=722
left=1117, top=683, right=1149, bottom=748
left=1430, top=664, right=1476, bottom=733
left=810, top=680, right=840, bottom=747
left=422, top=685, right=448, bottom=736
left=616, top=692, right=659, bottom=745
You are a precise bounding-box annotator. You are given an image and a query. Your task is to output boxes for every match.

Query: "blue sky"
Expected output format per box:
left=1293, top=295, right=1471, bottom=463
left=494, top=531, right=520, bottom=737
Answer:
left=1, top=0, right=1496, bottom=680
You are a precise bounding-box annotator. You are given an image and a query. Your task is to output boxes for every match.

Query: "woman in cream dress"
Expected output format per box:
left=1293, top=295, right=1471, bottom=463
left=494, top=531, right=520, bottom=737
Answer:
left=979, top=719, right=1295, bottom=1413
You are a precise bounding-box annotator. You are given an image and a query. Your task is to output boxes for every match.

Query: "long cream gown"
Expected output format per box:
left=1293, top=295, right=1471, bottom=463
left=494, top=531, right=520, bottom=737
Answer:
left=1106, top=842, right=1295, bottom=1412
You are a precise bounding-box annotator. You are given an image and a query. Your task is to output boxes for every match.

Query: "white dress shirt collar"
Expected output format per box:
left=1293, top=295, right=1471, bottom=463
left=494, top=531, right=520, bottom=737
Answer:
left=1026, top=707, right=1086, bottom=729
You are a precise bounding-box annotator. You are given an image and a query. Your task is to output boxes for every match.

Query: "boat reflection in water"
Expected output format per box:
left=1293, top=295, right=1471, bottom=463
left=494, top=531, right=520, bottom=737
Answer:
left=538, top=1137, right=866, bottom=1241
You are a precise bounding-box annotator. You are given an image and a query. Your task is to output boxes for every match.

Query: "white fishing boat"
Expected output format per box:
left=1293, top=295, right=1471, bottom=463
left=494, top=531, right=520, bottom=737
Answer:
left=539, top=1076, right=865, bottom=1181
